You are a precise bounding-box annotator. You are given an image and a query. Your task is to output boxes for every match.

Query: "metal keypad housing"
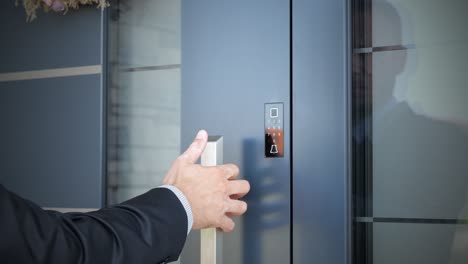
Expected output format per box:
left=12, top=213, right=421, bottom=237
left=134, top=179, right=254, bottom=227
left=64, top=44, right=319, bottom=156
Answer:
left=265, top=103, right=284, bottom=158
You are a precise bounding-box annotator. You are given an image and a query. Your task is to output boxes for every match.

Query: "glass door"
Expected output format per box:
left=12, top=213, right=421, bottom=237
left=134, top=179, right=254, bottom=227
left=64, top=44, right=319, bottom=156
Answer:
left=351, top=0, right=468, bottom=263
left=106, top=0, right=181, bottom=204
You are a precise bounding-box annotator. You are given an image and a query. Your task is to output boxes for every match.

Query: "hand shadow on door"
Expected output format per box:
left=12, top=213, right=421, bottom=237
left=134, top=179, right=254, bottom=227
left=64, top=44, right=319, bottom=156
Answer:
left=242, top=138, right=289, bottom=264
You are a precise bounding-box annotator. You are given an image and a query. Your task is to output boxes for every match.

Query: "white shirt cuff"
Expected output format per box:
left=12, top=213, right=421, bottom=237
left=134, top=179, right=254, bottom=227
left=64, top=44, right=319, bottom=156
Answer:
left=157, top=185, right=193, bottom=235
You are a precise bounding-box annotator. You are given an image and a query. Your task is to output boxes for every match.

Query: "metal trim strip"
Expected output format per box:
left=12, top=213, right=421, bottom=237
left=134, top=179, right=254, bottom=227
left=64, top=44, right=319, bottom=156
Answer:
left=0, top=65, right=102, bottom=82
left=355, top=217, right=468, bottom=225
left=353, top=44, right=416, bottom=54
left=120, top=64, right=181, bottom=72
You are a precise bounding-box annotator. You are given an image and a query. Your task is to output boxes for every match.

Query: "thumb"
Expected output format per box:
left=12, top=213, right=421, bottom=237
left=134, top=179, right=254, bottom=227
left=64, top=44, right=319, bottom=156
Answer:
left=179, top=130, right=208, bottom=164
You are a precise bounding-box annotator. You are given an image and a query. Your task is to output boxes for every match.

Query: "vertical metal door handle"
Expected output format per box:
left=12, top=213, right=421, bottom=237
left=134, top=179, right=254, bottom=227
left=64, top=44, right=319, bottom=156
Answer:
left=200, top=136, right=223, bottom=264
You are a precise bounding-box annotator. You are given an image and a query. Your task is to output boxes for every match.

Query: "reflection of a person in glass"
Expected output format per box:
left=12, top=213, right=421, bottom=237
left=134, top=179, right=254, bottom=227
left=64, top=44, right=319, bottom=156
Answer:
left=354, top=1, right=468, bottom=263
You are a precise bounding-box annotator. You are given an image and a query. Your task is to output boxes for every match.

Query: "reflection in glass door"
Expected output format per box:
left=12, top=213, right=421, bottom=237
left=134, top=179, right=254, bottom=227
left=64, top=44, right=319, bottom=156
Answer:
left=351, top=0, right=468, bottom=263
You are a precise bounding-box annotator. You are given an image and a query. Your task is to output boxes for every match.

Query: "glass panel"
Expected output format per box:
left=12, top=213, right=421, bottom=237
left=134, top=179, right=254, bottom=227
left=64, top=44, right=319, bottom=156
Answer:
left=355, top=222, right=468, bottom=264
left=107, top=0, right=181, bottom=204
left=352, top=0, right=468, bottom=263
left=371, top=0, right=468, bottom=48
left=111, top=0, right=180, bottom=68
left=372, top=49, right=468, bottom=220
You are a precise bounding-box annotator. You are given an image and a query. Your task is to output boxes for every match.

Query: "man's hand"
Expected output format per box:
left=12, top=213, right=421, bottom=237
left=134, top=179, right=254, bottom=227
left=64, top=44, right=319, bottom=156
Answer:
left=163, top=130, right=250, bottom=232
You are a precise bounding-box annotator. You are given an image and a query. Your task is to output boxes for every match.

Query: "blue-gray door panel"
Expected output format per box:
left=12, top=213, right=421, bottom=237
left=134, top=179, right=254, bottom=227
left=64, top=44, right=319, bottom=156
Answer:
left=0, top=2, right=102, bottom=73
left=293, top=0, right=348, bottom=263
left=180, top=0, right=290, bottom=263
left=0, top=75, right=104, bottom=208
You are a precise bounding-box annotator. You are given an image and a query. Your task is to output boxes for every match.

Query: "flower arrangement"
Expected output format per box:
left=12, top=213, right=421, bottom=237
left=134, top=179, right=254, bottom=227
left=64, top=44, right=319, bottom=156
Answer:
left=17, top=0, right=109, bottom=21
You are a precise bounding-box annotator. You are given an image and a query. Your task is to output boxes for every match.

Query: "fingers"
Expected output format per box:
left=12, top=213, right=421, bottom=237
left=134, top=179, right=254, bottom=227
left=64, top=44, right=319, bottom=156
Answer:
left=165, top=130, right=207, bottom=184
left=227, top=180, right=250, bottom=198
left=226, top=199, right=247, bottom=217
left=219, top=200, right=247, bottom=232
left=219, top=164, right=240, bottom=180
left=219, top=216, right=235, bottom=232
left=178, top=130, right=208, bottom=164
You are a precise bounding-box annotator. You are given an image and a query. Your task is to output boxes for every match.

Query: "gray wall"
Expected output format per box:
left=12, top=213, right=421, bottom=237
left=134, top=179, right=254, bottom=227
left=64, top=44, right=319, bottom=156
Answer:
left=0, top=3, right=105, bottom=208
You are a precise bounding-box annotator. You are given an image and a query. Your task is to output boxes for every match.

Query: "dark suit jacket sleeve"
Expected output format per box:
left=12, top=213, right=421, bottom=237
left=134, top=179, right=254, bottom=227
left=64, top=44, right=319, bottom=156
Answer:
left=0, top=184, right=188, bottom=264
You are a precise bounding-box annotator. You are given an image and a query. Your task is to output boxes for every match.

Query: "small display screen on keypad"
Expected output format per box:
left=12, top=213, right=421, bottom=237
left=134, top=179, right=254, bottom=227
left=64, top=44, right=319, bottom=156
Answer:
left=270, top=108, right=278, bottom=118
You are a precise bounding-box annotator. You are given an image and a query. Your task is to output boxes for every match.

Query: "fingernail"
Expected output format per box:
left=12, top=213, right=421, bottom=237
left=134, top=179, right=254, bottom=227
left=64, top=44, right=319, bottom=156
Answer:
left=196, top=130, right=207, bottom=139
